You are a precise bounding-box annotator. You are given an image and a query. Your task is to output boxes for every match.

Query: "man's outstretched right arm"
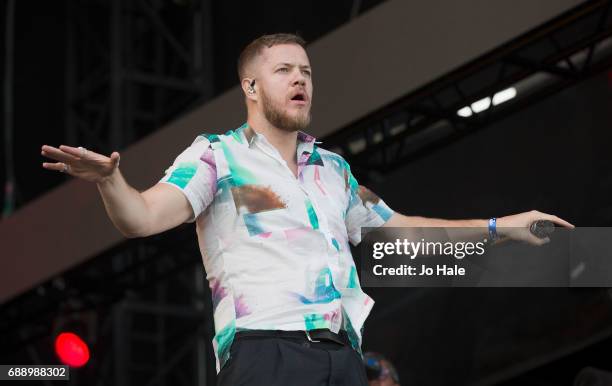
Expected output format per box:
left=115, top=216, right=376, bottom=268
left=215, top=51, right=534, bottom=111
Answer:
left=97, top=170, right=193, bottom=238
left=41, top=144, right=194, bottom=238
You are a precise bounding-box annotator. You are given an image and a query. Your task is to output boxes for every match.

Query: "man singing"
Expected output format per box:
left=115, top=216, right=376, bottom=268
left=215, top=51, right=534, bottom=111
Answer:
left=41, top=33, right=573, bottom=385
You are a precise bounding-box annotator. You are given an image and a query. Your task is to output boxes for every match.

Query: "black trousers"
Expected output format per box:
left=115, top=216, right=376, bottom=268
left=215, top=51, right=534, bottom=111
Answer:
left=216, top=334, right=369, bottom=386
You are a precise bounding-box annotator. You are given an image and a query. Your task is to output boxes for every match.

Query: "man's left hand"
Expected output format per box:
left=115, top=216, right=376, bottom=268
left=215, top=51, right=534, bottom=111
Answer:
left=496, top=210, right=575, bottom=246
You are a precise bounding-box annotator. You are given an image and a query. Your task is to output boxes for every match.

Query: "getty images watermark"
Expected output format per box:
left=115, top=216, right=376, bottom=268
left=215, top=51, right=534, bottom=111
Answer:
left=359, top=227, right=612, bottom=287
left=372, top=238, right=487, bottom=277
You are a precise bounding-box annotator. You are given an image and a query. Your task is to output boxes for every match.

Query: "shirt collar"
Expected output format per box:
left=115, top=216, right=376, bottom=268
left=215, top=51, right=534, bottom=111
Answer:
left=237, top=123, right=321, bottom=152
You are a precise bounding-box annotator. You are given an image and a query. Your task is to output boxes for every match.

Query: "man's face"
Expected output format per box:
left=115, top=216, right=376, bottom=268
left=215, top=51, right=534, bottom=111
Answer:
left=254, top=44, right=313, bottom=132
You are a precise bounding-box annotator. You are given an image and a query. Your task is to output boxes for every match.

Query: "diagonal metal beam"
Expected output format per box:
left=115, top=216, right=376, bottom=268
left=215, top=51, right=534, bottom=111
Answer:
left=136, top=0, right=192, bottom=67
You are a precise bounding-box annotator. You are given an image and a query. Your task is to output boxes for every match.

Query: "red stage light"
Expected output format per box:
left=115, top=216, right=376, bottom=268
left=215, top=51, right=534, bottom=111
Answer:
left=54, top=332, right=90, bottom=367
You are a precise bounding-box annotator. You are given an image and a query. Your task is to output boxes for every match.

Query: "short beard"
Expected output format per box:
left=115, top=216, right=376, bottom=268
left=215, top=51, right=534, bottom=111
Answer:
left=260, top=87, right=311, bottom=133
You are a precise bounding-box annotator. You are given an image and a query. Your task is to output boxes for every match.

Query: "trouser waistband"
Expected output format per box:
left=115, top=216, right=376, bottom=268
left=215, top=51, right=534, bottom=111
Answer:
left=234, top=328, right=350, bottom=346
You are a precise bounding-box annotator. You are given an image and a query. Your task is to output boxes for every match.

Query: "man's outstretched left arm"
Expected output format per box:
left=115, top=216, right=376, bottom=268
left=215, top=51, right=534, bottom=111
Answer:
left=382, top=209, right=574, bottom=245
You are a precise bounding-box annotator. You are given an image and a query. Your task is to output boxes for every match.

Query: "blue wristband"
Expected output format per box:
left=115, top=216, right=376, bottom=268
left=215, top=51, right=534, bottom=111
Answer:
left=488, top=217, right=498, bottom=241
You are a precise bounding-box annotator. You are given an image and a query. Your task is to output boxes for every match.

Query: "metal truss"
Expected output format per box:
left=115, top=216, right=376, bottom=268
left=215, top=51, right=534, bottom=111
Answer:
left=108, top=271, right=213, bottom=386
left=0, top=225, right=216, bottom=385
left=323, top=0, right=612, bottom=181
left=4, top=4, right=217, bottom=375
left=65, top=0, right=214, bottom=153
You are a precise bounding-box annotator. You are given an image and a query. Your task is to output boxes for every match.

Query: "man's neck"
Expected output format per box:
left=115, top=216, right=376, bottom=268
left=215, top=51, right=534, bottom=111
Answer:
left=247, top=117, right=299, bottom=165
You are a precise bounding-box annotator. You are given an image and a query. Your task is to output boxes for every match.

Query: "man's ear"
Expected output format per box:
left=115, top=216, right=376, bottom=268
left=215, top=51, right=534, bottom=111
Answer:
left=242, top=78, right=257, bottom=101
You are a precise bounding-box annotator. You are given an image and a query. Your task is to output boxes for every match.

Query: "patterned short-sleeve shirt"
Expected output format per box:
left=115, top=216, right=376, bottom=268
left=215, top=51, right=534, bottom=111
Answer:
left=159, top=123, right=394, bottom=372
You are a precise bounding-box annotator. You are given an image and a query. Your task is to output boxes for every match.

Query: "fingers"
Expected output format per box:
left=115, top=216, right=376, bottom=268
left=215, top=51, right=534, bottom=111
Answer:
left=59, top=145, right=89, bottom=159
left=42, top=161, right=70, bottom=174
left=526, top=235, right=550, bottom=246
left=546, top=215, right=575, bottom=229
left=41, top=145, right=79, bottom=164
left=536, top=211, right=575, bottom=228
left=495, top=232, right=550, bottom=247
left=513, top=228, right=550, bottom=246
left=110, top=151, right=121, bottom=167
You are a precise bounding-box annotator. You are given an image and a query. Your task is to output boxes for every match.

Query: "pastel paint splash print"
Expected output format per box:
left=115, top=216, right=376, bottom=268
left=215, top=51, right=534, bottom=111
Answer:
left=167, top=162, right=198, bottom=189
left=295, top=267, right=342, bottom=305
left=158, top=123, right=394, bottom=372
left=210, top=279, right=227, bottom=312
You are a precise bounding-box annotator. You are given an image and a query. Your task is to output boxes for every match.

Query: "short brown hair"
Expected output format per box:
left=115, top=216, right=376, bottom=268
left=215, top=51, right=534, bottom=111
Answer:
left=237, top=33, right=307, bottom=81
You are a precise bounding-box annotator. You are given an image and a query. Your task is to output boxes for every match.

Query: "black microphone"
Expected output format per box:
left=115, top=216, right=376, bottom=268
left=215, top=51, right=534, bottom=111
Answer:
left=529, top=219, right=555, bottom=239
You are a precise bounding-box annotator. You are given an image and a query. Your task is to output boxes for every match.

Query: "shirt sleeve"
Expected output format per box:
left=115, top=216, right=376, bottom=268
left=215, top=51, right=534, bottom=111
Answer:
left=158, top=135, right=217, bottom=223
left=344, top=162, right=394, bottom=246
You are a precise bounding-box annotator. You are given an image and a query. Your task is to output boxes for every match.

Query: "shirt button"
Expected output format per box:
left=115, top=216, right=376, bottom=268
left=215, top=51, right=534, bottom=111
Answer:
left=302, top=342, right=310, bottom=348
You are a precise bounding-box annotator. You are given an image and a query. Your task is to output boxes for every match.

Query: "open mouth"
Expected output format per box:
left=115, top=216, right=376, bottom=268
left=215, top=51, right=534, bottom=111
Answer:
left=290, top=92, right=308, bottom=105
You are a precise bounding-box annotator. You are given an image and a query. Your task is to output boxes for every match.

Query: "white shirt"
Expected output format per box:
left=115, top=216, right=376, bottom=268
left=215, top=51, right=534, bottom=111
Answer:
left=159, top=123, right=394, bottom=372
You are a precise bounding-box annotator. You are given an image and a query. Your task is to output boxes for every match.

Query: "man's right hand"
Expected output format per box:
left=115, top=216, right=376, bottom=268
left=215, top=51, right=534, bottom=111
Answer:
left=41, top=144, right=120, bottom=183
left=40, top=144, right=194, bottom=237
